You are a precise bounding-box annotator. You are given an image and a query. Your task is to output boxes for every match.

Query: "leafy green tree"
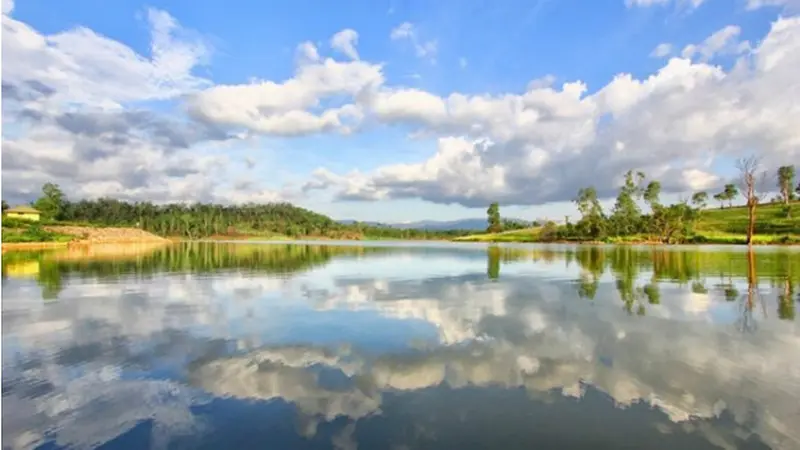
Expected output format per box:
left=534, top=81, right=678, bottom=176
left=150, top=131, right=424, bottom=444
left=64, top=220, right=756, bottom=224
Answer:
left=650, top=202, right=698, bottom=243
left=610, top=170, right=645, bottom=235
left=691, top=191, right=708, bottom=210
left=643, top=180, right=661, bottom=210
left=48, top=192, right=471, bottom=240
left=1, top=200, right=8, bottom=212
left=33, top=183, right=66, bottom=220
left=713, top=192, right=725, bottom=209
left=778, top=165, right=796, bottom=206
left=574, top=186, right=606, bottom=239
left=778, top=165, right=796, bottom=218
left=642, top=180, right=664, bottom=235
left=539, top=221, right=560, bottom=242
left=501, top=218, right=532, bottom=231
left=486, top=202, right=502, bottom=233
left=722, top=183, right=739, bottom=208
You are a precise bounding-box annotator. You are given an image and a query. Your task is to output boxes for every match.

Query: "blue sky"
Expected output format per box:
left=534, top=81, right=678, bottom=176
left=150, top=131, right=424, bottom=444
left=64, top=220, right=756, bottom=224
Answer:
left=2, top=0, right=798, bottom=222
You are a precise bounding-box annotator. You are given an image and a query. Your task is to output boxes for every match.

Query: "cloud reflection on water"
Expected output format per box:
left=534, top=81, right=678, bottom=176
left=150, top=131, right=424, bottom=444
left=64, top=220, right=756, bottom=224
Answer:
left=2, top=243, right=799, bottom=449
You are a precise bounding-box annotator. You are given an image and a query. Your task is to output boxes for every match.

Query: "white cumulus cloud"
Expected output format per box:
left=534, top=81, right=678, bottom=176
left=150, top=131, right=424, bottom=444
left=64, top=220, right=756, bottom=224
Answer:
left=306, top=17, right=800, bottom=207
left=330, top=28, right=360, bottom=60
left=1, top=8, right=287, bottom=205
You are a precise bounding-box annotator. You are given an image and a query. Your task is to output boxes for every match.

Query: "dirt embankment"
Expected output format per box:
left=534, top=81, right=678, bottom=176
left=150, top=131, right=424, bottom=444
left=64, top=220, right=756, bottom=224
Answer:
left=46, top=226, right=169, bottom=244
left=2, top=226, right=169, bottom=251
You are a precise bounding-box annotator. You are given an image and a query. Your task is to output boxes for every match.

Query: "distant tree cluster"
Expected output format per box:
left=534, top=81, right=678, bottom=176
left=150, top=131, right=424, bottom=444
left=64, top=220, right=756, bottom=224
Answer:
left=483, top=204, right=538, bottom=233
left=566, top=169, right=704, bottom=244
left=11, top=184, right=472, bottom=240
left=713, top=184, right=739, bottom=209
left=486, top=158, right=796, bottom=245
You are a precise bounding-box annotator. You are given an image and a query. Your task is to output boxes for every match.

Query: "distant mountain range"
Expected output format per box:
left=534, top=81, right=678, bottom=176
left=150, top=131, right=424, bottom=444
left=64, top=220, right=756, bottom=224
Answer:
left=337, top=218, right=530, bottom=231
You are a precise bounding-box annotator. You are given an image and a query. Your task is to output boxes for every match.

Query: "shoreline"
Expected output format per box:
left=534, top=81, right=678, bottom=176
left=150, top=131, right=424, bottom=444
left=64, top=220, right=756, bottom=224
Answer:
left=2, top=235, right=448, bottom=251
left=454, top=237, right=800, bottom=246
left=3, top=225, right=171, bottom=252
left=2, top=239, right=172, bottom=252
left=197, top=234, right=455, bottom=242
left=2, top=242, right=71, bottom=251
left=4, top=236, right=800, bottom=251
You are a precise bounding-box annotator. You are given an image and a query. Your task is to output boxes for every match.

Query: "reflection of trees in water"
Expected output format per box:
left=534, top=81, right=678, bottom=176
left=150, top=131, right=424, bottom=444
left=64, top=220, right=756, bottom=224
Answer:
left=2, top=243, right=390, bottom=299
left=737, top=251, right=761, bottom=333
left=6, top=243, right=800, bottom=322
left=577, top=247, right=604, bottom=300
left=777, top=256, right=796, bottom=321
left=473, top=245, right=800, bottom=321
left=487, top=246, right=501, bottom=281
left=5, top=242, right=799, bottom=449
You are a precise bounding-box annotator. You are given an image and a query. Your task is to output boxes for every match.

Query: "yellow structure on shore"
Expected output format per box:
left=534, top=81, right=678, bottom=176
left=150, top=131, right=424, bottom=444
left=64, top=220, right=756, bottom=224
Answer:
left=4, top=206, right=41, bottom=221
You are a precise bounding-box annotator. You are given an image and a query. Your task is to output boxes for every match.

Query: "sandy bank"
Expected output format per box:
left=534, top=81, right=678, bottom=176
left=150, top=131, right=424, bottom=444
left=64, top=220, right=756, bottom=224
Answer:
left=45, top=226, right=169, bottom=243
left=3, top=226, right=169, bottom=252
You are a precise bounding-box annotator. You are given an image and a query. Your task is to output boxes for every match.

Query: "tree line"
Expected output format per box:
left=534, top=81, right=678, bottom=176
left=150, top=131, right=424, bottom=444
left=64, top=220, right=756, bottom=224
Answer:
left=486, top=159, right=798, bottom=245
left=3, top=184, right=474, bottom=240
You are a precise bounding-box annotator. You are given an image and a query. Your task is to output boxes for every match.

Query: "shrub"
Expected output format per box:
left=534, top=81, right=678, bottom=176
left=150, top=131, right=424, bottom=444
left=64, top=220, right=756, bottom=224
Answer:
left=539, top=221, right=560, bottom=242
left=1, top=224, right=73, bottom=243
left=2, top=217, right=34, bottom=228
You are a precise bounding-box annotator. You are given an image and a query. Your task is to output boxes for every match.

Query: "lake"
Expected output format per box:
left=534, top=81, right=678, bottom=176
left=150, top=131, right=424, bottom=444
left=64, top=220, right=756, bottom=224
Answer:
left=2, top=242, right=800, bottom=450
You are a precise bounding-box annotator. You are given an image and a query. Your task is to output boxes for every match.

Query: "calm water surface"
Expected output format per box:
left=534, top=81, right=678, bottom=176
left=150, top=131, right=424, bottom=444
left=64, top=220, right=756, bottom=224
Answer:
left=2, top=242, right=800, bottom=449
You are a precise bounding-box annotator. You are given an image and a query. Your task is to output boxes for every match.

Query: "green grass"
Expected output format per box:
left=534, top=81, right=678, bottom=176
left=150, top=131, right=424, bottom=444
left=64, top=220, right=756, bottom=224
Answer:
left=454, top=227, right=543, bottom=242
left=696, top=201, right=800, bottom=234
left=454, top=202, right=800, bottom=245
left=200, top=231, right=293, bottom=241
left=689, top=230, right=800, bottom=245
left=2, top=226, right=75, bottom=243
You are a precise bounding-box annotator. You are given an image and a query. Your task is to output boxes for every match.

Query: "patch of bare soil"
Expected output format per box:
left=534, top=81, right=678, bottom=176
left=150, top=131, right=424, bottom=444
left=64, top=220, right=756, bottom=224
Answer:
left=44, top=226, right=169, bottom=244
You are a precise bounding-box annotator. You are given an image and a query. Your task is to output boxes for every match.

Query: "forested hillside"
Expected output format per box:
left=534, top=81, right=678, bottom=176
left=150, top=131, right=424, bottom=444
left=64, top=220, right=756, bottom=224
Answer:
left=2, top=184, right=473, bottom=240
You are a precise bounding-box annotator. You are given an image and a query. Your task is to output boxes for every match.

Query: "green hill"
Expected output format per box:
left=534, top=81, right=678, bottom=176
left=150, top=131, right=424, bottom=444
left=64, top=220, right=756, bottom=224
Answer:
left=455, top=202, right=800, bottom=245
left=696, top=202, right=800, bottom=235
left=4, top=183, right=475, bottom=242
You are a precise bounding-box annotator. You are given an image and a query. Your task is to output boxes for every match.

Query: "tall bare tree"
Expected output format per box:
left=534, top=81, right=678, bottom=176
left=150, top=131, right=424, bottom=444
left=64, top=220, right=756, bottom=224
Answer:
left=736, top=156, right=766, bottom=246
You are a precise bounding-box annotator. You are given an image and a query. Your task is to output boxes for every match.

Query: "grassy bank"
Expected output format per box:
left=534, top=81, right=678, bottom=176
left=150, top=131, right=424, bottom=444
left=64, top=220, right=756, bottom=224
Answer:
left=455, top=203, right=800, bottom=245
left=2, top=225, right=75, bottom=245
left=454, top=227, right=544, bottom=243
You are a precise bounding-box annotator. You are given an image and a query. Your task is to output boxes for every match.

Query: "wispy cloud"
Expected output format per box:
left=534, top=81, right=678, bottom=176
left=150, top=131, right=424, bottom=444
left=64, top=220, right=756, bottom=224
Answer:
left=390, top=22, right=438, bottom=62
